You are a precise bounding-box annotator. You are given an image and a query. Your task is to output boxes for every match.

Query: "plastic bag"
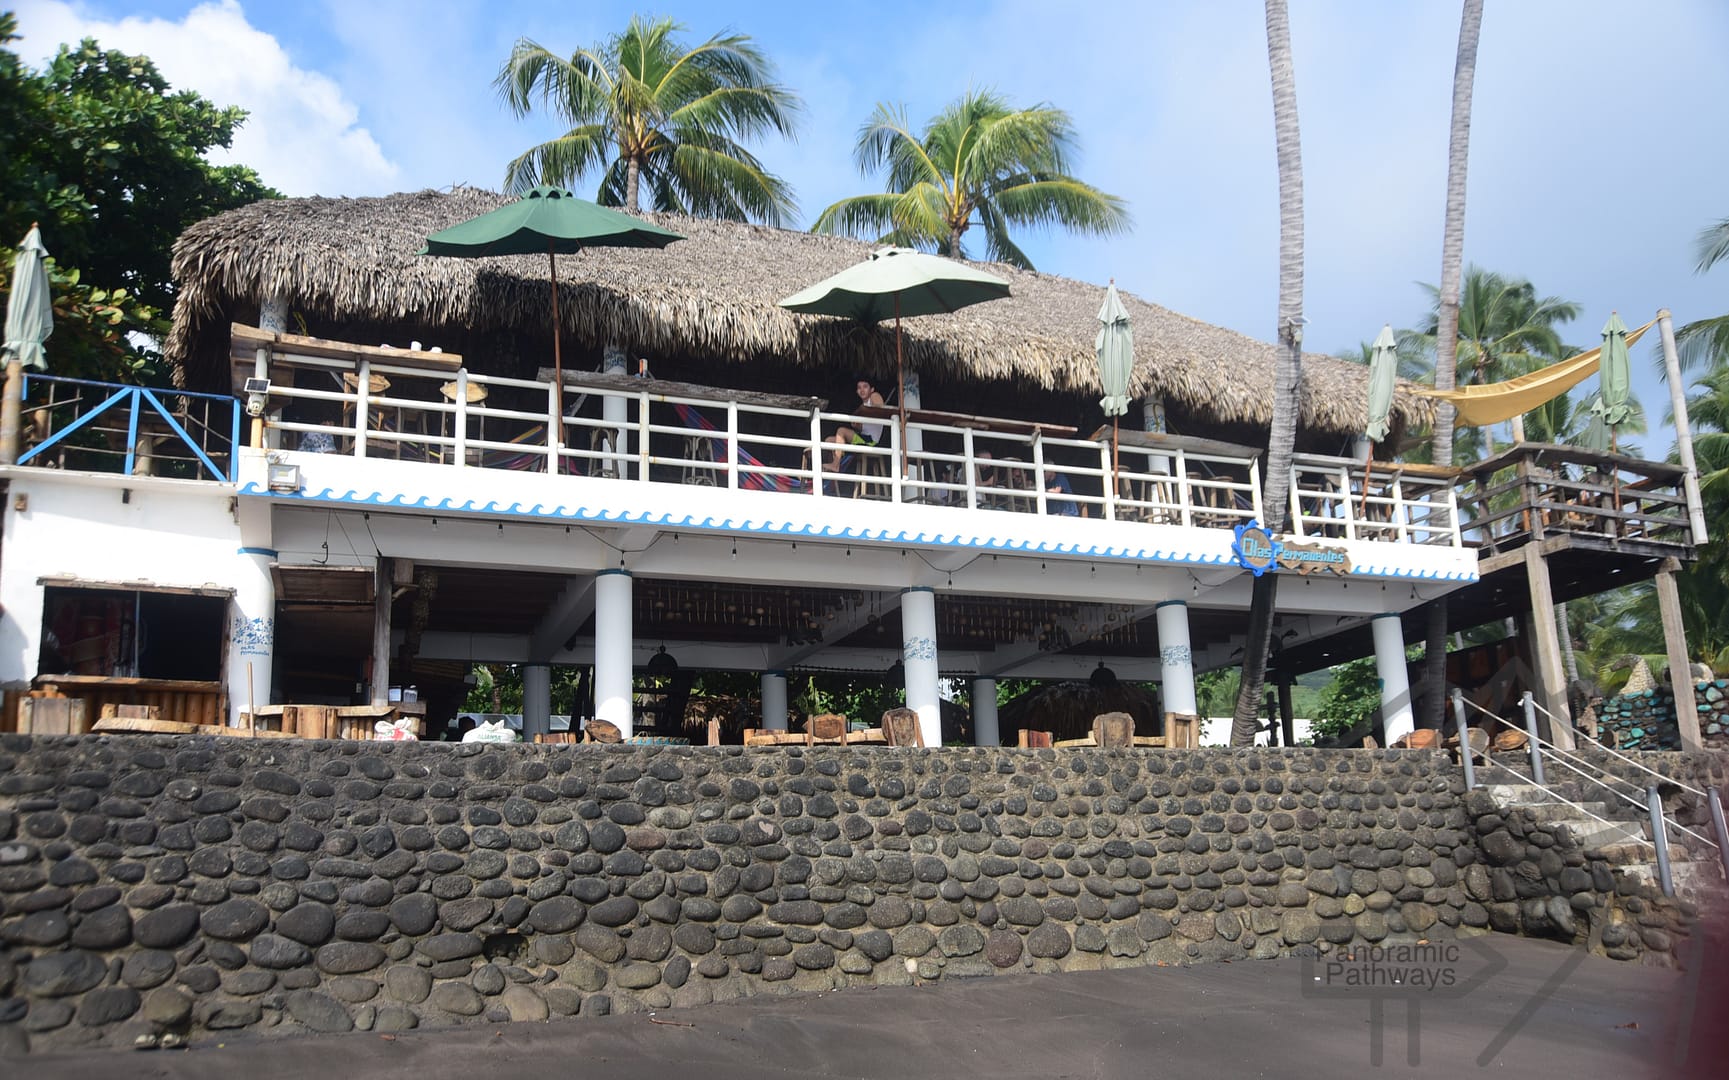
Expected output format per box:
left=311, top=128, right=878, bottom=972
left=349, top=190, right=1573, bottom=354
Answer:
left=374, top=718, right=418, bottom=741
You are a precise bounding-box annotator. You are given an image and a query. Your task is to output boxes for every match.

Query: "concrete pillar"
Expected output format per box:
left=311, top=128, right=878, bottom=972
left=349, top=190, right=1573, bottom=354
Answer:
left=523, top=663, right=552, bottom=741
left=369, top=558, right=391, bottom=708
left=761, top=671, right=788, bottom=731
left=255, top=297, right=289, bottom=450
left=594, top=569, right=634, bottom=737
left=1143, top=399, right=1170, bottom=481
left=901, top=586, right=941, bottom=747
left=1372, top=613, right=1414, bottom=746
left=228, top=548, right=277, bottom=726
left=972, top=678, right=999, bottom=746
left=602, top=345, right=629, bottom=478
left=1155, top=601, right=1196, bottom=716
left=1655, top=559, right=1702, bottom=752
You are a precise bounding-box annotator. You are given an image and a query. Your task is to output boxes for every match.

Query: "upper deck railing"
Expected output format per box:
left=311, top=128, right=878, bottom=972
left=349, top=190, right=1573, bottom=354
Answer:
left=1458, top=443, right=1697, bottom=556
left=11, top=374, right=240, bottom=482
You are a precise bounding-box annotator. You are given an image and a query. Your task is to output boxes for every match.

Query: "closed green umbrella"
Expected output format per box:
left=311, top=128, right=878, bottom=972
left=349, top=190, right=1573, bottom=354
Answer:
left=422, top=187, right=683, bottom=417
left=1364, top=323, right=1398, bottom=444
left=779, top=247, right=1010, bottom=470
left=1094, top=280, right=1134, bottom=485
left=2, top=225, right=53, bottom=464
left=1590, top=311, right=1633, bottom=450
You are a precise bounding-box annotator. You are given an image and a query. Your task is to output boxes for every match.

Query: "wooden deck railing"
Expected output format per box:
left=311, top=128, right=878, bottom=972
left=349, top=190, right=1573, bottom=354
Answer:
left=1459, top=443, right=1695, bottom=556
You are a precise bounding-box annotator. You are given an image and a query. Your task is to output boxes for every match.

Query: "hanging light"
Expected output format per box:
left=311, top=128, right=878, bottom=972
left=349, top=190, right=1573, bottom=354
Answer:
left=1089, top=660, right=1119, bottom=688
left=645, top=645, right=679, bottom=676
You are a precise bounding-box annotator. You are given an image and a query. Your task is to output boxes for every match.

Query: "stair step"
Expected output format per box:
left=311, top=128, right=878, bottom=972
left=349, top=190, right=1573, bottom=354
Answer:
left=1572, top=822, right=1649, bottom=850
left=1616, top=860, right=1727, bottom=901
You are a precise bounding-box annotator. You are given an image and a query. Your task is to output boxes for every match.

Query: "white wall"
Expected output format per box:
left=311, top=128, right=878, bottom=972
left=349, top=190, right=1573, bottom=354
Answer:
left=1200, top=715, right=1315, bottom=746
left=0, top=471, right=246, bottom=694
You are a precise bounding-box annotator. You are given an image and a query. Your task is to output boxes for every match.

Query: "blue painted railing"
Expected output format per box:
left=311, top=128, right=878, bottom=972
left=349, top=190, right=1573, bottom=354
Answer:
left=16, top=375, right=240, bottom=483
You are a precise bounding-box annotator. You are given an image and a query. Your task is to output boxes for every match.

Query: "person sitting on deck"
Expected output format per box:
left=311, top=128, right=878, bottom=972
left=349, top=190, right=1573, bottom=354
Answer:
left=825, top=377, right=885, bottom=469
left=1046, top=472, right=1080, bottom=516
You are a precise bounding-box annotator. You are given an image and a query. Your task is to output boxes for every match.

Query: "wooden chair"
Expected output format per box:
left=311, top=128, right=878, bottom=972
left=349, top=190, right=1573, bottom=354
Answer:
left=805, top=712, right=850, bottom=747
left=1016, top=728, right=1054, bottom=748
left=881, top=707, right=925, bottom=747
left=1444, top=726, right=1491, bottom=767
left=1092, top=711, right=1135, bottom=748
left=583, top=719, right=623, bottom=744
left=1163, top=712, right=1199, bottom=749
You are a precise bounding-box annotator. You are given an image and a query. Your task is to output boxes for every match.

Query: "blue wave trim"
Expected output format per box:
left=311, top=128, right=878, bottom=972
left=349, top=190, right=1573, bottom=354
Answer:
left=241, top=481, right=1478, bottom=579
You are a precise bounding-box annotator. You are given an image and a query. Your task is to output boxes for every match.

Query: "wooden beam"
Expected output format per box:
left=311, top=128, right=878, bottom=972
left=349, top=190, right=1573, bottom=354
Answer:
left=1522, top=543, right=1574, bottom=749
left=370, top=558, right=392, bottom=708
left=1654, top=558, right=1701, bottom=752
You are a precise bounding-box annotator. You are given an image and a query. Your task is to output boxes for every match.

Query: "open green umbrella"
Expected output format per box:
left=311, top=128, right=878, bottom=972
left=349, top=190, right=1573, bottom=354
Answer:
left=778, top=247, right=1010, bottom=471
left=1094, top=280, right=1134, bottom=485
left=421, top=187, right=683, bottom=417
left=2, top=225, right=53, bottom=464
left=1590, top=311, right=1633, bottom=451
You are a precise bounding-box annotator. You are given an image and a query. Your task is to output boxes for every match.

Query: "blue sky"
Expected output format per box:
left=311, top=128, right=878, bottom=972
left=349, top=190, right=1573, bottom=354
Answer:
left=14, top=0, right=1729, bottom=448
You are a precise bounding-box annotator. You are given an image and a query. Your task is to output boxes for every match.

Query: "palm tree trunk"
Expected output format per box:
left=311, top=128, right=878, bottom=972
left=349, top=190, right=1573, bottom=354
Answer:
left=1557, top=601, right=1579, bottom=685
left=1421, top=0, right=1484, bottom=728
left=625, top=158, right=641, bottom=213
left=1232, top=0, right=1304, bottom=746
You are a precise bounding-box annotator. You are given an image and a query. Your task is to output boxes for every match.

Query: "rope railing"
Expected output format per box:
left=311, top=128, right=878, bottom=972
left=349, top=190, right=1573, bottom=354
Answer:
left=1525, top=697, right=1709, bottom=799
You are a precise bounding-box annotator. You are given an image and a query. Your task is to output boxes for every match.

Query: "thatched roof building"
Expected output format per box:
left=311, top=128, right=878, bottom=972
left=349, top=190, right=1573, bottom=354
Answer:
left=997, top=677, right=1164, bottom=742
left=167, top=188, right=1432, bottom=444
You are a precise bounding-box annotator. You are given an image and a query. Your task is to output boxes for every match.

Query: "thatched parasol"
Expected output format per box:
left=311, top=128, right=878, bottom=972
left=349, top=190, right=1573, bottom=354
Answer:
left=166, top=189, right=1436, bottom=439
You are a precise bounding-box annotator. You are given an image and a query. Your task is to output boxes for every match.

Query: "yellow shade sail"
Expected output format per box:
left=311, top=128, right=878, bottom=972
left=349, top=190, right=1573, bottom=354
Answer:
left=1412, top=318, right=1654, bottom=428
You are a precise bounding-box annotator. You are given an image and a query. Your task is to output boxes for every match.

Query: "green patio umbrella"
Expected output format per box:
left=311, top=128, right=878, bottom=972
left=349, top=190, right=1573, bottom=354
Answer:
left=421, top=187, right=683, bottom=418
left=1590, top=311, right=1634, bottom=451
left=2, top=225, right=53, bottom=464
left=1095, top=280, right=1134, bottom=485
left=1364, top=323, right=1397, bottom=443
left=779, top=247, right=1010, bottom=473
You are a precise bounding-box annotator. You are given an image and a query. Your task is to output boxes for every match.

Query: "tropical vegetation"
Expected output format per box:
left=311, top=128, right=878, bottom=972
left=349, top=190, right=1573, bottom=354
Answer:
left=0, top=13, right=276, bottom=381
left=812, top=88, right=1128, bottom=270
left=496, top=15, right=801, bottom=225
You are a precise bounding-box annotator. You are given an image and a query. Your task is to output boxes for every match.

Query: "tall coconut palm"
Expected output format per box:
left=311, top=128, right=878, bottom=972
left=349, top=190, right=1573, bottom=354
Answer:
left=1230, top=0, right=1304, bottom=746
left=1420, top=0, right=1485, bottom=729
left=811, top=89, right=1128, bottom=270
left=1668, top=217, right=1729, bottom=372
left=496, top=15, right=801, bottom=224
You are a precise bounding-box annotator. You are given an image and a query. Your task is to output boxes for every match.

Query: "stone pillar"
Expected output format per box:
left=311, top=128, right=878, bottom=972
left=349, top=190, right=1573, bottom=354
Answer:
left=971, top=678, right=999, bottom=746
left=761, top=671, right=788, bottom=731
left=228, top=548, right=277, bottom=726
left=523, top=663, right=552, bottom=741
left=594, top=569, right=634, bottom=737
left=1372, top=613, right=1414, bottom=746
left=602, top=345, right=629, bottom=479
left=901, top=586, right=941, bottom=747
left=1155, top=601, right=1196, bottom=716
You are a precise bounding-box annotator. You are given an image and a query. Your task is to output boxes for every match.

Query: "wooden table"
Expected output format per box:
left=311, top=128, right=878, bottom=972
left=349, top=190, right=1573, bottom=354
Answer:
left=742, top=727, right=888, bottom=747
left=861, top=405, right=1076, bottom=438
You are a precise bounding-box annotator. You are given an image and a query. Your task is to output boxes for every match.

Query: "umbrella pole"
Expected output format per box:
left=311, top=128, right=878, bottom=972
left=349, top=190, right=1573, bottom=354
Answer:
left=1357, top=439, right=1375, bottom=520
left=549, top=245, right=563, bottom=450
left=1112, top=416, right=1120, bottom=501
left=896, top=296, right=907, bottom=484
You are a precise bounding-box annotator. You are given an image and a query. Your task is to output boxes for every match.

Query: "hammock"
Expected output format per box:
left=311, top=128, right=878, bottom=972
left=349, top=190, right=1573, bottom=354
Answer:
left=671, top=403, right=804, bottom=493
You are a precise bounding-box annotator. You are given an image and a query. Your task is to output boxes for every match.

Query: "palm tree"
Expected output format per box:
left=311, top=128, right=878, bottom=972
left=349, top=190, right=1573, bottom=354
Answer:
left=496, top=15, right=801, bottom=224
left=1231, top=0, right=1304, bottom=746
left=1421, top=0, right=1484, bottom=729
left=811, top=89, right=1128, bottom=270
left=1669, top=217, right=1729, bottom=371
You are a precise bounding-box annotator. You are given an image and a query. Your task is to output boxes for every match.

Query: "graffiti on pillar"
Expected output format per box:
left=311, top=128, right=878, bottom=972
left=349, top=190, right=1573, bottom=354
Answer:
left=903, top=636, right=936, bottom=662
left=1160, top=645, right=1191, bottom=667
left=232, top=616, right=274, bottom=657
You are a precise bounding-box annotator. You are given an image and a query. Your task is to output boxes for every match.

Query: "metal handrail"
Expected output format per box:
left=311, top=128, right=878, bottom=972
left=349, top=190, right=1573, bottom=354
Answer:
left=1525, top=696, right=1708, bottom=799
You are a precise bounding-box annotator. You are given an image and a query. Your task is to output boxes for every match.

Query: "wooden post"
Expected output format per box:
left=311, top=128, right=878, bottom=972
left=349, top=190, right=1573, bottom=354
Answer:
left=1522, top=543, right=1573, bottom=749
left=1654, top=557, right=1702, bottom=752
left=1658, top=310, right=1710, bottom=546
left=1278, top=676, right=1296, bottom=748
left=370, top=557, right=392, bottom=708
left=1, top=358, right=23, bottom=464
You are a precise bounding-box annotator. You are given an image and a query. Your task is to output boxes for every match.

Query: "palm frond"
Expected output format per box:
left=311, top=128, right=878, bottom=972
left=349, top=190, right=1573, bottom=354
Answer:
left=502, top=126, right=611, bottom=193
left=990, top=177, right=1130, bottom=235
left=1693, top=217, right=1729, bottom=275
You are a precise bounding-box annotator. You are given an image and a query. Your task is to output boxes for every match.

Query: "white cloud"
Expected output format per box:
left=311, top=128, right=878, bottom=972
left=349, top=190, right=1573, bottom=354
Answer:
left=13, top=0, right=398, bottom=196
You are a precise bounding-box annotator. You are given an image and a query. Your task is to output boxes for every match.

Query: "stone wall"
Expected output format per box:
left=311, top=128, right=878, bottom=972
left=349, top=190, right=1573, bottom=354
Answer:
left=0, top=734, right=1703, bottom=1055
left=1598, top=681, right=1729, bottom=752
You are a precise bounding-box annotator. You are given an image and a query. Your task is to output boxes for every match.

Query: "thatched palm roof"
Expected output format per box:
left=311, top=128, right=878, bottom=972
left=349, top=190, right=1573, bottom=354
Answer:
left=167, top=188, right=1432, bottom=437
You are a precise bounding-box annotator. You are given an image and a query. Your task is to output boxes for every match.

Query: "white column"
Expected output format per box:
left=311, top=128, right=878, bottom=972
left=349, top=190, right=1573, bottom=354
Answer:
left=903, top=372, right=924, bottom=483
left=227, top=548, right=276, bottom=726
left=1372, top=613, right=1415, bottom=745
left=523, top=663, right=552, bottom=740
left=761, top=671, right=788, bottom=731
left=594, top=569, right=634, bottom=737
left=1155, top=600, right=1197, bottom=716
left=602, top=345, right=629, bottom=479
left=255, top=296, right=289, bottom=450
left=971, top=678, right=999, bottom=746
left=901, top=586, right=941, bottom=746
